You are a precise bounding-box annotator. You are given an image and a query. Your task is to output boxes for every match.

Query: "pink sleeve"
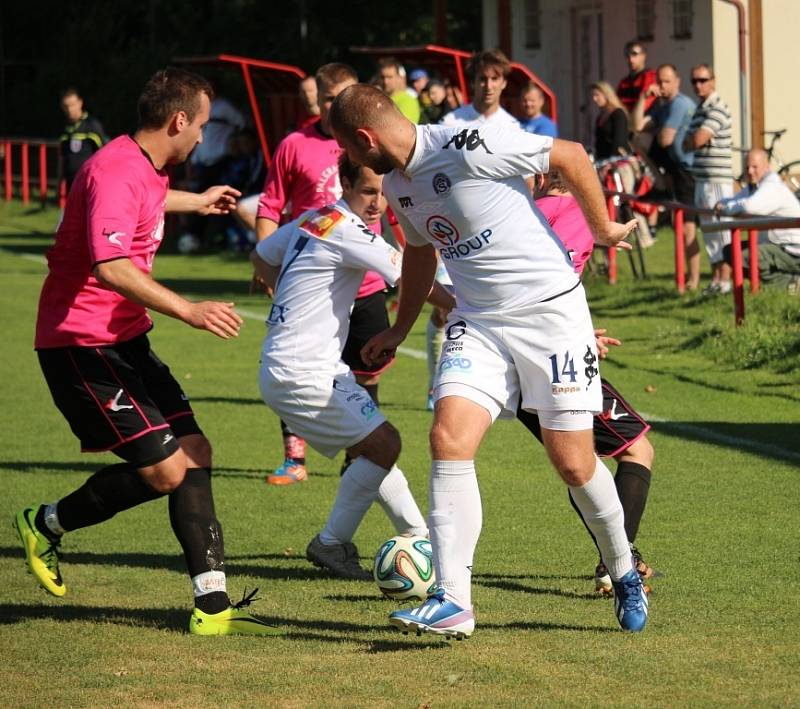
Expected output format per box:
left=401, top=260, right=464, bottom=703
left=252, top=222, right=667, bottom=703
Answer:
left=85, top=168, right=140, bottom=265
left=256, top=139, right=293, bottom=221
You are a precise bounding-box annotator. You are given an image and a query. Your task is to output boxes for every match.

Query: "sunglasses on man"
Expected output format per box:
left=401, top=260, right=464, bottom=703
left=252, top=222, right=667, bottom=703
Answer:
left=691, top=77, right=713, bottom=84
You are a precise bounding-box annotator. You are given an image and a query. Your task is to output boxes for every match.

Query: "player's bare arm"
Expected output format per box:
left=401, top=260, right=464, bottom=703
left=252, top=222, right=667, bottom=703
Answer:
left=255, top=217, right=279, bottom=241
left=549, top=139, right=636, bottom=249
left=165, top=185, right=241, bottom=215
left=361, top=243, right=438, bottom=366
left=93, top=258, right=242, bottom=339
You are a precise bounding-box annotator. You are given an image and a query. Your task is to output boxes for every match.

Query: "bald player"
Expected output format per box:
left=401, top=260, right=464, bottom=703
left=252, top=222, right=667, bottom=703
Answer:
left=329, top=84, right=649, bottom=637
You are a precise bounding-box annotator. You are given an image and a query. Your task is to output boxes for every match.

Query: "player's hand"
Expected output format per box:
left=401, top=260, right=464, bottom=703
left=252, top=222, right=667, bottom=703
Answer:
left=594, top=328, right=621, bottom=359
left=250, top=272, right=273, bottom=297
left=197, top=185, right=242, bottom=215
left=186, top=301, right=243, bottom=339
left=361, top=326, right=406, bottom=368
left=596, top=219, right=637, bottom=250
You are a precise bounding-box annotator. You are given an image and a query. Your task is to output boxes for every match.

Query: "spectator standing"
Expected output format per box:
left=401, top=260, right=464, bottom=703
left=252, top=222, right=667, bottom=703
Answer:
left=187, top=95, right=245, bottom=192
left=59, top=88, right=108, bottom=193
left=634, top=65, right=699, bottom=288
left=683, top=64, right=734, bottom=295
left=716, top=148, right=800, bottom=292
left=297, top=75, right=321, bottom=129
left=617, top=41, right=658, bottom=114
left=378, top=58, right=421, bottom=123
left=518, top=83, right=558, bottom=137
left=441, top=49, right=519, bottom=129
left=419, top=79, right=452, bottom=125
left=409, top=68, right=430, bottom=98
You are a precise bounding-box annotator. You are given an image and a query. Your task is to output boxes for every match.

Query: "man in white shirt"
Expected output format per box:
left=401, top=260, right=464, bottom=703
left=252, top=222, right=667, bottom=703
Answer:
left=329, top=84, right=649, bottom=637
left=251, top=156, right=452, bottom=580
left=716, top=148, right=800, bottom=291
left=440, top=49, right=519, bottom=129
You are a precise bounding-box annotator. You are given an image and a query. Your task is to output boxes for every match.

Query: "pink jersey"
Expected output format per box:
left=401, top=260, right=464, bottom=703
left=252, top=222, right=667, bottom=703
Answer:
left=535, top=194, right=594, bottom=274
left=256, top=123, right=385, bottom=299
left=35, top=135, right=168, bottom=348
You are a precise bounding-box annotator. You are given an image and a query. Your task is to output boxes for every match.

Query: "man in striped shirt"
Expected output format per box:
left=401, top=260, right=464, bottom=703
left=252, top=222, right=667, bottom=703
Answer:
left=684, top=64, right=734, bottom=295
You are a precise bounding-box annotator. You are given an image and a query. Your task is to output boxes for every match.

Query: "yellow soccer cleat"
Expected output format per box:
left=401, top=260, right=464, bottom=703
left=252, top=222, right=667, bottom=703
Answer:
left=189, top=588, right=283, bottom=636
left=14, top=506, right=66, bottom=597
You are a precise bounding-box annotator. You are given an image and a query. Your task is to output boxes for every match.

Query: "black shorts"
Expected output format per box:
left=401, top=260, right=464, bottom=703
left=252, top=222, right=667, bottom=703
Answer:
left=516, top=378, right=650, bottom=458
left=669, top=164, right=696, bottom=208
left=341, top=290, right=393, bottom=375
left=37, top=333, right=202, bottom=466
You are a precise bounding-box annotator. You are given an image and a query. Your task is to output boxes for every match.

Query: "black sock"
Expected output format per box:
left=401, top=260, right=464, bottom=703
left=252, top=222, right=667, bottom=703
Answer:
left=34, top=506, right=61, bottom=543
left=280, top=419, right=306, bottom=465
left=568, top=489, right=601, bottom=558
left=168, top=467, right=230, bottom=614
left=615, top=462, right=652, bottom=543
left=363, top=383, right=379, bottom=407
left=54, top=463, right=164, bottom=532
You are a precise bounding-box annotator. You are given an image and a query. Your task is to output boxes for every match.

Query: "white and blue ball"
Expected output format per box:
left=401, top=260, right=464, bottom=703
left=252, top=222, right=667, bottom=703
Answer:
left=373, top=534, right=436, bottom=601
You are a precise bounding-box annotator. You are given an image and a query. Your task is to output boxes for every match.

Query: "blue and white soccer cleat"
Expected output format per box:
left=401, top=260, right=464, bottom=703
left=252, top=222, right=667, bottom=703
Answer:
left=612, top=568, right=649, bottom=632
left=389, top=592, right=475, bottom=639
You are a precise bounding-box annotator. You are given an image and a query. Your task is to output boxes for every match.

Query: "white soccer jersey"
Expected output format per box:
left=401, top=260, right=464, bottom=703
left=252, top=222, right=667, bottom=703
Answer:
left=385, top=124, right=578, bottom=313
left=441, top=104, right=520, bottom=129
left=256, top=199, right=401, bottom=372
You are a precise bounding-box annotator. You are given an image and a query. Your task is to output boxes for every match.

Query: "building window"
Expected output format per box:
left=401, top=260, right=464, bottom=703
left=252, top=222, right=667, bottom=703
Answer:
left=672, top=0, right=694, bottom=39
left=636, top=0, right=656, bottom=41
left=524, top=0, right=542, bottom=50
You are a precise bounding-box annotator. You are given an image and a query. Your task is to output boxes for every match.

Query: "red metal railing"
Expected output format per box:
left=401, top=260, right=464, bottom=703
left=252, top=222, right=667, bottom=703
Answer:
left=2, top=138, right=65, bottom=208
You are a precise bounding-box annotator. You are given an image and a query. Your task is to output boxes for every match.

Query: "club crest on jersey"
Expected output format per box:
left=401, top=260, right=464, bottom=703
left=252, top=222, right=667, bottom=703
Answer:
left=426, top=215, right=460, bottom=246
left=432, top=173, right=451, bottom=195
left=299, top=206, right=345, bottom=239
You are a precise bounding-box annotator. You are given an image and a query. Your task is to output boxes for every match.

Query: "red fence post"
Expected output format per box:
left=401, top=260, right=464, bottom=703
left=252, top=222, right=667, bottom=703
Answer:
left=606, top=196, right=617, bottom=284
left=748, top=229, right=760, bottom=294
left=674, top=208, right=686, bottom=294
left=58, top=179, right=67, bottom=209
left=39, top=144, right=48, bottom=205
left=20, top=142, right=30, bottom=205
left=4, top=141, right=12, bottom=201
left=731, top=228, right=745, bottom=325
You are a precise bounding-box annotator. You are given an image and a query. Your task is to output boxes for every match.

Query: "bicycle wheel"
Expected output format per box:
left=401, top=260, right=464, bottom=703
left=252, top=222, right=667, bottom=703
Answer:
left=778, top=161, right=800, bottom=198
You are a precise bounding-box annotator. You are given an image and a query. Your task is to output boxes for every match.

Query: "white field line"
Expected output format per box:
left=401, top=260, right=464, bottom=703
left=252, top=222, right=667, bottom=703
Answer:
left=3, top=249, right=796, bottom=463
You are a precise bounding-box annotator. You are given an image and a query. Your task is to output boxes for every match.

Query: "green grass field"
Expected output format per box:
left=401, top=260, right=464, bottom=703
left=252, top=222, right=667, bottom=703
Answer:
left=1, top=201, right=799, bottom=707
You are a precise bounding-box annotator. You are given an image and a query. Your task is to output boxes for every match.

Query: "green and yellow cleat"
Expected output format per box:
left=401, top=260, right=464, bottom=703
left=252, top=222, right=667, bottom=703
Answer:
left=13, top=506, right=66, bottom=597
left=189, top=588, right=283, bottom=636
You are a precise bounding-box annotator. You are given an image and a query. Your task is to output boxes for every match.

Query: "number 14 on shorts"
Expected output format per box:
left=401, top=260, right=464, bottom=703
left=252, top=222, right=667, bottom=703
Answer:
left=549, top=351, right=577, bottom=384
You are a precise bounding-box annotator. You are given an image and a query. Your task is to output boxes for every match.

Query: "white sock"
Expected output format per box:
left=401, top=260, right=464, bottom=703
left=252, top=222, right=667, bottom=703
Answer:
left=426, top=318, right=444, bottom=389
left=429, top=460, right=481, bottom=609
left=191, top=570, right=227, bottom=597
left=319, top=457, right=387, bottom=545
left=44, top=503, right=65, bottom=536
left=376, top=466, right=428, bottom=536
left=568, top=457, right=633, bottom=581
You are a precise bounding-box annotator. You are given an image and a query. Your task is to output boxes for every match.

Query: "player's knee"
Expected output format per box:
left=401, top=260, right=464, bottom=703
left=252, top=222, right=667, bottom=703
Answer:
left=141, top=452, right=188, bottom=494
left=429, top=421, right=462, bottom=458
left=621, top=436, right=655, bottom=469
left=553, top=455, right=596, bottom=487
left=180, top=434, right=213, bottom=469
left=374, top=422, right=401, bottom=464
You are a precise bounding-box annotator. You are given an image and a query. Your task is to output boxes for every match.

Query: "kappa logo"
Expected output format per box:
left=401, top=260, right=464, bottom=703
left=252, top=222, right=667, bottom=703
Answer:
left=426, top=215, right=460, bottom=246
left=399, top=196, right=414, bottom=208
left=442, top=129, right=493, bottom=154
left=583, top=345, right=598, bottom=389
left=432, top=173, right=451, bottom=195
left=105, top=389, right=134, bottom=412
left=102, top=228, right=125, bottom=247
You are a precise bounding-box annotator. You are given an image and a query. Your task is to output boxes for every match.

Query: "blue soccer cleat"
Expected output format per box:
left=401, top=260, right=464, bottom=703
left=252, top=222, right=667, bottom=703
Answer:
left=389, top=592, right=475, bottom=639
left=612, top=568, right=649, bottom=632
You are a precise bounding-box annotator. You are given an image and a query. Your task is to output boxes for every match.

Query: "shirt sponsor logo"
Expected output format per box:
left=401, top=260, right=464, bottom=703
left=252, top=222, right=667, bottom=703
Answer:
left=432, top=173, right=451, bottom=195
left=102, top=228, right=125, bottom=247
left=426, top=215, right=460, bottom=246
left=442, top=128, right=493, bottom=154
left=299, top=206, right=345, bottom=239
left=446, top=320, right=466, bottom=340
left=439, top=355, right=472, bottom=372
left=267, top=303, right=289, bottom=324
left=399, top=196, right=414, bottom=208
left=361, top=399, right=378, bottom=419
left=439, top=229, right=493, bottom=261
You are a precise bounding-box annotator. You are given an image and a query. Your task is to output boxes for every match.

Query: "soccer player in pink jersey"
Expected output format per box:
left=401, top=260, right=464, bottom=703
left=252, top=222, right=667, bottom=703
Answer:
left=14, top=68, right=278, bottom=636
left=519, top=170, right=657, bottom=593
left=253, top=63, right=394, bottom=484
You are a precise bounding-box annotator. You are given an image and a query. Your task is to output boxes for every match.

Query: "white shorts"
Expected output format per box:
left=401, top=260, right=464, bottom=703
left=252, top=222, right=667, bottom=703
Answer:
left=433, top=283, right=602, bottom=429
left=695, top=180, right=734, bottom=264
left=259, top=365, right=386, bottom=458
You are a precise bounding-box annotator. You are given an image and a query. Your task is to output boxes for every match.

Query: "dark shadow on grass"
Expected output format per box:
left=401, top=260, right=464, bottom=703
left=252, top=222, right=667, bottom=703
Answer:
left=159, top=278, right=250, bottom=298
left=0, top=547, right=344, bottom=582
left=481, top=620, right=615, bottom=633
left=1, top=461, right=99, bottom=474
left=323, top=594, right=386, bottom=602
left=363, top=638, right=452, bottom=652
left=474, top=577, right=597, bottom=601
left=474, top=572, right=586, bottom=582
left=191, top=396, right=263, bottom=406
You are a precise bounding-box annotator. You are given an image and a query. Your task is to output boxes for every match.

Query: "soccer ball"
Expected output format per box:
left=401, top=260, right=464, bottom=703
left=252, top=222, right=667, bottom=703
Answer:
left=177, top=233, right=200, bottom=254
left=373, top=534, right=436, bottom=601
